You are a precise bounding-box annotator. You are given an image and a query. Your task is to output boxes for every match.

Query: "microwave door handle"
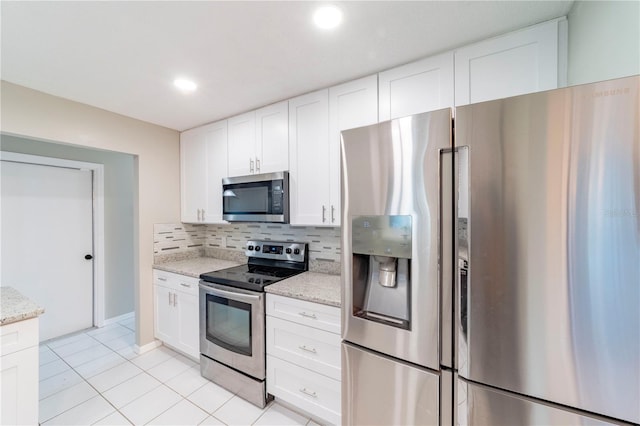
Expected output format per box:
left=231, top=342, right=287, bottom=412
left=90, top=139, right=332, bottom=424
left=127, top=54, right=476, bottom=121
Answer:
left=199, top=283, right=261, bottom=303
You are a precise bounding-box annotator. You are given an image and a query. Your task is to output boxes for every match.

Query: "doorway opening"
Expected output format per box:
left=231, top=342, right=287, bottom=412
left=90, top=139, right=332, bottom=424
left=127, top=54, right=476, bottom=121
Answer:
left=1, top=152, right=105, bottom=340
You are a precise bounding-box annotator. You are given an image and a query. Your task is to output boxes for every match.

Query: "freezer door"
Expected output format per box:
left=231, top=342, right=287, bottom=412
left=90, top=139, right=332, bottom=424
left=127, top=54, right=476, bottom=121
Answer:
left=458, top=377, right=625, bottom=426
left=341, top=109, right=453, bottom=371
left=342, top=342, right=440, bottom=426
left=456, top=76, right=639, bottom=424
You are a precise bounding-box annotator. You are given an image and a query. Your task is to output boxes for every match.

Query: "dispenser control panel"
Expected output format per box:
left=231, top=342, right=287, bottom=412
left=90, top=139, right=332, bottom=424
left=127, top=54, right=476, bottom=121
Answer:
left=352, top=215, right=412, bottom=259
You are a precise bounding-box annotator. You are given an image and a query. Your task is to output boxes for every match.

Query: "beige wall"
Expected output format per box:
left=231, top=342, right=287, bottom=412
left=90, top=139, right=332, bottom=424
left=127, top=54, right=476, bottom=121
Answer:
left=1, top=81, right=180, bottom=347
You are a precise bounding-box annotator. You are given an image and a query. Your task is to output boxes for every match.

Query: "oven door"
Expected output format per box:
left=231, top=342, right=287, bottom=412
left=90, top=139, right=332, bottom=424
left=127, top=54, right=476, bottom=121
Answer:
left=199, top=282, right=265, bottom=380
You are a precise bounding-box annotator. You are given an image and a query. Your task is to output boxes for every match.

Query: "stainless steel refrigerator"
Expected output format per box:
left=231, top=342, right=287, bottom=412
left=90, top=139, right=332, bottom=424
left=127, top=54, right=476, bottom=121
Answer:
left=341, top=76, right=639, bottom=425
left=341, top=109, right=455, bottom=425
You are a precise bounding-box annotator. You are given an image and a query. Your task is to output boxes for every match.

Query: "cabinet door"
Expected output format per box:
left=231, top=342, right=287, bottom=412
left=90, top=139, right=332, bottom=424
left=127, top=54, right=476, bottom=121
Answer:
left=176, top=291, right=199, bottom=359
left=228, top=111, right=256, bottom=177
left=180, top=128, right=207, bottom=223
left=154, top=285, right=176, bottom=345
left=329, top=75, right=378, bottom=226
left=204, top=120, right=228, bottom=223
left=1, top=346, right=38, bottom=426
left=455, top=18, right=565, bottom=106
left=289, top=89, right=331, bottom=226
left=379, top=52, right=454, bottom=121
left=255, top=101, right=289, bottom=175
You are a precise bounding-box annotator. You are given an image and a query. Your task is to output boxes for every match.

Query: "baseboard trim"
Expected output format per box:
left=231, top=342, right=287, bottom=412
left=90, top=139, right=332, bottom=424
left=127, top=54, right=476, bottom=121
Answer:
left=102, top=311, right=135, bottom=326
left=135, top=340, right=162, bottom=355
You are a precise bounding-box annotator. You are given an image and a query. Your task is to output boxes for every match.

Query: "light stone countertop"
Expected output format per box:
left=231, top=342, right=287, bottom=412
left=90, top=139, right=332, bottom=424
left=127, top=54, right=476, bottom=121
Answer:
left=265, top=271, right=341, bottom=307
left=154, top=256, right=341, bottom=307
left=0, top=287, right=45, bottom=326
left=153, top=257, right=240, bottom=278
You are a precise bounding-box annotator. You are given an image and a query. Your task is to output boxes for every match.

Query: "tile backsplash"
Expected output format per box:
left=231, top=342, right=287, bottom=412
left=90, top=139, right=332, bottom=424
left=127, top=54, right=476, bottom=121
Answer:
left=154, top=223, right=341, bottom=274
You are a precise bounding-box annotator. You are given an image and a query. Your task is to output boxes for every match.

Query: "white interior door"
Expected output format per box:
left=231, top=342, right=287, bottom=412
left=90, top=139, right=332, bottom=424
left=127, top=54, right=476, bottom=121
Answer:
left=1, top=160, right=94, bottom=341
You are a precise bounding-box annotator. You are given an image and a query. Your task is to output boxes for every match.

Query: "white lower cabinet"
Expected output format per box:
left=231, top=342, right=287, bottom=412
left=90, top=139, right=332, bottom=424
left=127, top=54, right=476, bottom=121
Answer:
left=153, top=269, right=199, bottom=360
left=266, top=294, right=341, bottom=425
left=0, top=317, right=39, bottom=426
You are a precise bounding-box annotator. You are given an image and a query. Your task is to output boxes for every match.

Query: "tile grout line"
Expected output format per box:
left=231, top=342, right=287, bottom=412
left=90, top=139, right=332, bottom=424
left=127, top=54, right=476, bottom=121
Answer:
left=42, top=324, right=312, bottom=426
left=39, top=323, right=136, bottom=425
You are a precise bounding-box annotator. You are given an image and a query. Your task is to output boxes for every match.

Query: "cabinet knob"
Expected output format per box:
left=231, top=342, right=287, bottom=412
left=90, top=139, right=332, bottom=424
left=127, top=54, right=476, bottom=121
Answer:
left=84, top=254, right=93, bottom=260
left=256, top=158, right=260, bottom=172
left=322, top=205, right=326, bottom=223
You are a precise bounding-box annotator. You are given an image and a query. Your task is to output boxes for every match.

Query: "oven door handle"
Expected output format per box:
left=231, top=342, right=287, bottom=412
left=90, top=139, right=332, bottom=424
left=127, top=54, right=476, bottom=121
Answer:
left=199, top=283, right=261, bottom=303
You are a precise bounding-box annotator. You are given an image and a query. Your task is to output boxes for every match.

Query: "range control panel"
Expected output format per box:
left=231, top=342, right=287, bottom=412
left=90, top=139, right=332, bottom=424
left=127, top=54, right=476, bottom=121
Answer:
left=245, top=240, right=307, bottom=262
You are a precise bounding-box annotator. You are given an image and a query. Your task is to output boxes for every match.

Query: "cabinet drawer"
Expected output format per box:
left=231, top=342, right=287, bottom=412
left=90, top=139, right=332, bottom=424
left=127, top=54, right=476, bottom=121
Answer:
left=153, top=269, right=199, bottom=296
left=267, top=316, right=340, bottom=380
left=267, top=355, right=341, bottom=425
left=266, top=294, right=340, bottom=334
left=0, top=317, right=38, bottom=356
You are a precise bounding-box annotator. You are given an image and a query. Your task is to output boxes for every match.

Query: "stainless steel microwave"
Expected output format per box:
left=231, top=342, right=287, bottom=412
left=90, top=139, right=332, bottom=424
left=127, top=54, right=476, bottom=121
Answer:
left=222, top=171, right=289, bottom=223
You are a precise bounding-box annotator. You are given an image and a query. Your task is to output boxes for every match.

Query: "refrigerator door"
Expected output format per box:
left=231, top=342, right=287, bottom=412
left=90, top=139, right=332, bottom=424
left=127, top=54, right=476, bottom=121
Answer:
left=342, top=342, right=440, bottom=425
left=456, top=76, right=639, bottom=424
left=341, top=109, right=453, bottom=370
left=457, top=377, right=624, bottom=426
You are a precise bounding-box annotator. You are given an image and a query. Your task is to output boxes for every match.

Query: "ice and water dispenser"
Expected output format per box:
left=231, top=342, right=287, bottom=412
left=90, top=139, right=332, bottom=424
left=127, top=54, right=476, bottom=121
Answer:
left=351, top=215, right=412, bottom=329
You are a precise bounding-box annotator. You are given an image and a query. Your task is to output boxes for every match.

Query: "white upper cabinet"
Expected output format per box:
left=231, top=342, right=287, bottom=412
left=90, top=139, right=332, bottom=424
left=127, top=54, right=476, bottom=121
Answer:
left=328, top=75, right=379, bottom=226
left=228, top=101, right=289, bottom=177
left=378, top=52, right=454, bottom=121
left=255, top=101, right=289, bottom=175
left=204, top=120, right=228, bottom=223
left=180, top=120, right=228, bottom=224
left=227, top=111, right=256, bottom=177
left=455, top=18, right=567, bottom=106
left=180, top=127, right=207, bottom=223
left=289, top=89, right=331, bottom=226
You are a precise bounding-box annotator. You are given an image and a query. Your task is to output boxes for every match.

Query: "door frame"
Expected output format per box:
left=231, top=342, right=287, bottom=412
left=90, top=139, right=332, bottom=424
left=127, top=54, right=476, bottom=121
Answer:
left=0, top=151, right=106, bottom=326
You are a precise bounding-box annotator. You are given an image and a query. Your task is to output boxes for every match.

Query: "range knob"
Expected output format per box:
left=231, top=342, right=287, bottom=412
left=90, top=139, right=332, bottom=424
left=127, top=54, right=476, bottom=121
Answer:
left=247, top=245, right=254, bottom=251
left=255, top=246, right=261, bottom=252
left=285, top=248, right=292, bottom=254
left=293, top=248, right=300, bottom=255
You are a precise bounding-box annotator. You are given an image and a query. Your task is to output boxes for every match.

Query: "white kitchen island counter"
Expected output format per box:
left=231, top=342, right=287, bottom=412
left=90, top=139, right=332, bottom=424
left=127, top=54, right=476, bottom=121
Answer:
left=1, top=286, right=42, bottom=425
left=265, top=271, right=341, bottom=307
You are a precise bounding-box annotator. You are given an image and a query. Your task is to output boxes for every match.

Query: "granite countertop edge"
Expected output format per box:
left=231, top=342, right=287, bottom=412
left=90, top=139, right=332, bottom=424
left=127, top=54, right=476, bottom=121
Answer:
left=153, top=257, right=241, bottom=278
left=0, top=287, right=45, bottom=326
left=265, top=271, right=341, bottom=308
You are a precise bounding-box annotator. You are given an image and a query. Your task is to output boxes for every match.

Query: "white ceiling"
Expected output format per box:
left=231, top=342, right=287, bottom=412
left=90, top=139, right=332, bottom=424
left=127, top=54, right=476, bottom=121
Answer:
left=1, top=1, right=574, bottom=131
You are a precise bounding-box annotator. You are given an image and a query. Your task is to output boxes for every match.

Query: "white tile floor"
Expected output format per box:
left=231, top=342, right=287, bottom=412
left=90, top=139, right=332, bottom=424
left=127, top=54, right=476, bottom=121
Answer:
left=39, top=318, right=320, bottom=425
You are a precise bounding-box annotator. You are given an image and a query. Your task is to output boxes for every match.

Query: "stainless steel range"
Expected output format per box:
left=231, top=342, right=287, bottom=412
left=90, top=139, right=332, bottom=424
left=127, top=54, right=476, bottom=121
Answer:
left=199, top=240, right=308, bottom=408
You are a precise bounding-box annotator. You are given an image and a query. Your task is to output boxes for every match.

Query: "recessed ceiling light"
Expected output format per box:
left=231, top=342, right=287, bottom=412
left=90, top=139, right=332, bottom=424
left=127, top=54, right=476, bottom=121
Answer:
left=174, top=78, right=197, bottom=92
left=313, top=5, right=343, bottom=30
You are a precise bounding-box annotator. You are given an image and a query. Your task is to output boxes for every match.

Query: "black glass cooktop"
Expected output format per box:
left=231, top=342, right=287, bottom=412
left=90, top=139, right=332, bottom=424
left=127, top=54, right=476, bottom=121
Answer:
left=200, top=264, right=303, bottom=292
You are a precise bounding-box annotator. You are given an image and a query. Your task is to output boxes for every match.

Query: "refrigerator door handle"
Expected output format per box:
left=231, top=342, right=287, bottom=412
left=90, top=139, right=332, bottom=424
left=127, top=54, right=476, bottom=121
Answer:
left=440, top=149, right=454, bottom=369
left=455, top=145, right=470, bottom=376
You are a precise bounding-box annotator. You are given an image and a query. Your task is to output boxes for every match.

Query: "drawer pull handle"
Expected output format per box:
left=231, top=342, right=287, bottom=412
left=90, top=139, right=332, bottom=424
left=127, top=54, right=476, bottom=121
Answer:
left=158, top=277, right=167, bottom=281
left=298, top=345, right=317, bottom=354
left=180, top=283, right=191, bottom=288
left=298, top=312, right=317, bottom=319
left=299, top=388, right=317, bottom=398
